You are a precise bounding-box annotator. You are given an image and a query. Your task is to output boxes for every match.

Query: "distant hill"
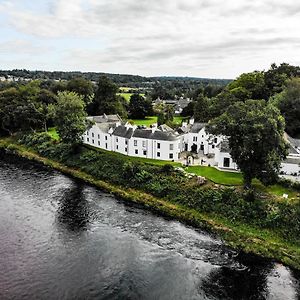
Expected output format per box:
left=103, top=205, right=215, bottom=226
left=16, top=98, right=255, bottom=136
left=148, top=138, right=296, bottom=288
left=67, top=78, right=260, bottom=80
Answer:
left=0, top=69, right=232, bottom=88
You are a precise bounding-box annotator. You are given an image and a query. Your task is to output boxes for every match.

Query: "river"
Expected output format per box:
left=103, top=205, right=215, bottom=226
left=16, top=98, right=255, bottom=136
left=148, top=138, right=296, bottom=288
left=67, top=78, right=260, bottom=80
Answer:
left=0, top=155, right=299, bottom=300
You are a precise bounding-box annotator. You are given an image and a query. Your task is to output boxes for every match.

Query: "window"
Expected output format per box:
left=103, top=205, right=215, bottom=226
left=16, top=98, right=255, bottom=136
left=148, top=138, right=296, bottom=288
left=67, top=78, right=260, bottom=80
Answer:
left=125, top=140, right=128, bottom=145
left=125, top=147, right=128, bottom=152
left=116, top=137, right=118, bottom=142
left=169, top=153, right=173, bottom=159
left=143, top=150, right=147, bottom=156
left=134, top=140, right=137, bottom=146
left=214, top=137, right=217, bottom=143
left=157, top=143, right=160, bottom=149
left=98, top=134, right=100, bottom=139
left=105, top=136, right=108, bottom=140
left=142, top=141, right=146, bottom=147
left=87, top=137, right=89, bottom=142
left=105, top=143, right=108, bottom=149
left=223, top=157, right=230, bottom=168
left=193, top=136, right=197, bottom=142
left=135, top=149, right=138, bottom=154
left=157, top=152, right=160, bottom=157
left=98, top=141, right=100, bottom=146
left=212, top=145, right=215, bottom=149
left=92, top=133, right=94, bottom=138
left=169, top=144, right=174, bottom=150
left=116, top=145, right=118, bottom=150
left=87, top=131, right=89, bottom=136
left=92, top=139, right=94, bottom=144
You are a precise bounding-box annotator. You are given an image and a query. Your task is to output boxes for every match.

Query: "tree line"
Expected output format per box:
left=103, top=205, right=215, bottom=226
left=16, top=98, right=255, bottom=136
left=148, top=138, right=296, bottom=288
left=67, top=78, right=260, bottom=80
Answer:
left=1, top=62, right=300, bottom=188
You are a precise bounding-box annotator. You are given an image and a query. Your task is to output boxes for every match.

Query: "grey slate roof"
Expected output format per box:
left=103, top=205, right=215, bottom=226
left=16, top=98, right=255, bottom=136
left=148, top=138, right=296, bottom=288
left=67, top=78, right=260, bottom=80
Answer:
left=158, top=124, right=173, bottom=132
left=90, top=114, right=122, bottom=124
left=190, top=123, right=207, bottom=133
left=132, top=129, right=180, bottom=141
left=96, top=123, right=117, bottom=133
left=112, top=126, right=134, bottom=139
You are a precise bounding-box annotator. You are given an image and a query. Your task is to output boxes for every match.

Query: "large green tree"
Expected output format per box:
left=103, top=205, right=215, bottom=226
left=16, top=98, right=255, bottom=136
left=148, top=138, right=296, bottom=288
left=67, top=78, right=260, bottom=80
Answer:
left=208, top=100, right=288, bottom=188
left=128, top=94, right=152, bottom=119
left=66, top=77, right=94, bottom=105
left=51, top=91, right=88, bottom=145
left=88, top=76, right=123, bottom=116
left=194, top=93, right=210, bottom=122
left=272, top=78, right=300, bottom=137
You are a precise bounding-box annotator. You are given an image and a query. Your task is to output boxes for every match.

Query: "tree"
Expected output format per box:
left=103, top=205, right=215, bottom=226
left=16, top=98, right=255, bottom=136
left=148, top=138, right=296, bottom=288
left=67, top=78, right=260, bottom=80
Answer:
left=88, top=76, right=119, bottom=115
left=157, top=104, right=174, bottom=126
left=128, top=94, right=152, bottom=119
left=181, top=101, right=195, bottom=117
left=208, top=100, right=288, bottom=188
left=227, top=71, right=266, bottom=100
left=272, top=78, right=300, bottom=137
left=66, top=77, right=94, bottom=105
left=194, top=93, right=210, bottom=122
left=264, top=63, right=300, bottom=99
left=51, top=91, right=88, bottom=145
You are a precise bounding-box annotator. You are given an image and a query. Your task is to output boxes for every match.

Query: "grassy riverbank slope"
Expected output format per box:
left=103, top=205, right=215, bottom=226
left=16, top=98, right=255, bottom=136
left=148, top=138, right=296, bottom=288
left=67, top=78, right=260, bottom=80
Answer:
left=0, top=135, right=300, bottom=270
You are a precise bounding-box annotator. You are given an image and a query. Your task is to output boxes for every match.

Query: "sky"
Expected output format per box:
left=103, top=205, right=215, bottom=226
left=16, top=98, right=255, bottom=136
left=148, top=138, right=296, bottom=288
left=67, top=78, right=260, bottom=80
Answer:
left=0, top=0, right=300, bottom=79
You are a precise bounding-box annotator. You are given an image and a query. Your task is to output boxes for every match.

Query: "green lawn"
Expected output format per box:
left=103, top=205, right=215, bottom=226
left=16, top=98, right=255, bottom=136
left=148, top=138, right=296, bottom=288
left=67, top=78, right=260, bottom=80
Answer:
left=48, top=127, right=59, bottom=141
left=186, top=166, right=243, bottom=185
left=130, top=116, right=186, bottom=126
left=186, top=165, right=299, bottom=198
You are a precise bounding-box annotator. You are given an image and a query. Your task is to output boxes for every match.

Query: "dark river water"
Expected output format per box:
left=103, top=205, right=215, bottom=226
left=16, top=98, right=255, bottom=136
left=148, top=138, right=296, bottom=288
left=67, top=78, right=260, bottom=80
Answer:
left=0, top=155, right=299, bottom=300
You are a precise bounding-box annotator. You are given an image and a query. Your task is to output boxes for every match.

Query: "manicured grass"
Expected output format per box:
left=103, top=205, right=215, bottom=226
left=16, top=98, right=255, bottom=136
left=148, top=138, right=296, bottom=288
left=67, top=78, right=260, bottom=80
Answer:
left=130, top=116, right=186, bottom=127
left=186, top=166, right=243, bottom=185
left=48, top=127, right=59, bottom=141
left=187, top=165, right=299, bottom=199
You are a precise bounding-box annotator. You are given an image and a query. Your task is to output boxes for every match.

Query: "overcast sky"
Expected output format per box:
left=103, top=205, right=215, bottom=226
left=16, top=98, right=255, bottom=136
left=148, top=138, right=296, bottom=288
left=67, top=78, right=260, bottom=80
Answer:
left=0, top=0, right=300, bottom=79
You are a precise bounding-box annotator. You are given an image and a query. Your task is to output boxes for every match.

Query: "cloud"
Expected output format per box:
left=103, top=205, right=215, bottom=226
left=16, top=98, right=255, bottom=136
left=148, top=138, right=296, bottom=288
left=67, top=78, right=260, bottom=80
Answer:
left=0, top=39, right=50, bottom=55
left=0, top=0, right=300, bottom=77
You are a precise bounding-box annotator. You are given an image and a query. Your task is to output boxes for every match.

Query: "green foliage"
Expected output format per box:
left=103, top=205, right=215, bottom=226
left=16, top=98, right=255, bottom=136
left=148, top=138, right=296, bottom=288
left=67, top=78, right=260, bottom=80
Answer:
left=208, top=100, right=288, bottom=187
left=66, top=77, right=94, bottom=105
left=128, top=93, right=153, bottom=119
left=88, top=75, right=127, bottom=117
left=50, top=91, right=88, bottom=145
left=272, top=78, right=300, bottom=137
left=194, top=93, right=210, bottom=122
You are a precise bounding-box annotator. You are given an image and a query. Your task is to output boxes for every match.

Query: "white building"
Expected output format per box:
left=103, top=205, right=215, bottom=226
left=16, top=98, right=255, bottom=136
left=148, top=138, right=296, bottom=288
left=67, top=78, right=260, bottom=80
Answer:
left=82, top=114, right=182, bottom=161
left=82, top=115, right=300, bottom=175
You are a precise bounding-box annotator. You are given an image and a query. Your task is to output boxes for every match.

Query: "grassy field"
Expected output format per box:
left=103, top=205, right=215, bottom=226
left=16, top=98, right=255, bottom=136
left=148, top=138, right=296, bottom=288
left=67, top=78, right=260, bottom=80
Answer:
left=130, top=116, right=186, bottom=126
left=117, top=92, right=146, bottom=102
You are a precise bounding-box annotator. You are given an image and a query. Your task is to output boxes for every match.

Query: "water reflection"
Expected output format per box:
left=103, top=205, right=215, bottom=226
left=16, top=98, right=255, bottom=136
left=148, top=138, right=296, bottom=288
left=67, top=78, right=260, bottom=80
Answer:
left=56, top=183, right=90, bottom=232
left=200, top=263, right=272, bottom=299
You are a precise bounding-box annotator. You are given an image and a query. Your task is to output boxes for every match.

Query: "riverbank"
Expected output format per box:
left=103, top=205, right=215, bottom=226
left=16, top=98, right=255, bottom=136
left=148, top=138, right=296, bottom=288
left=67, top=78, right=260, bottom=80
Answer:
left=0, top=137, right=300, bottom=270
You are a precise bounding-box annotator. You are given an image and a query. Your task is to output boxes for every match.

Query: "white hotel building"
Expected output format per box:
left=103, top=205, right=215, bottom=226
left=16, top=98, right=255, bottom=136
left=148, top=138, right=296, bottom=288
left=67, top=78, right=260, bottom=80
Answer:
left=82, top=114, right=300, bottom=176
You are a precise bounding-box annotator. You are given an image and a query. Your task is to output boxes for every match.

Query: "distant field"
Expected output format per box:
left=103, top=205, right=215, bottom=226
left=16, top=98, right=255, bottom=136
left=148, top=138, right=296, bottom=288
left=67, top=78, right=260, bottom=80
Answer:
left=130, top=116, right=185, bottom=126
left=117, top=92, right=146, bottom=102
left=117, top=93, right=132, bottom=101
left=119, top=87, right=139, bottom=92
